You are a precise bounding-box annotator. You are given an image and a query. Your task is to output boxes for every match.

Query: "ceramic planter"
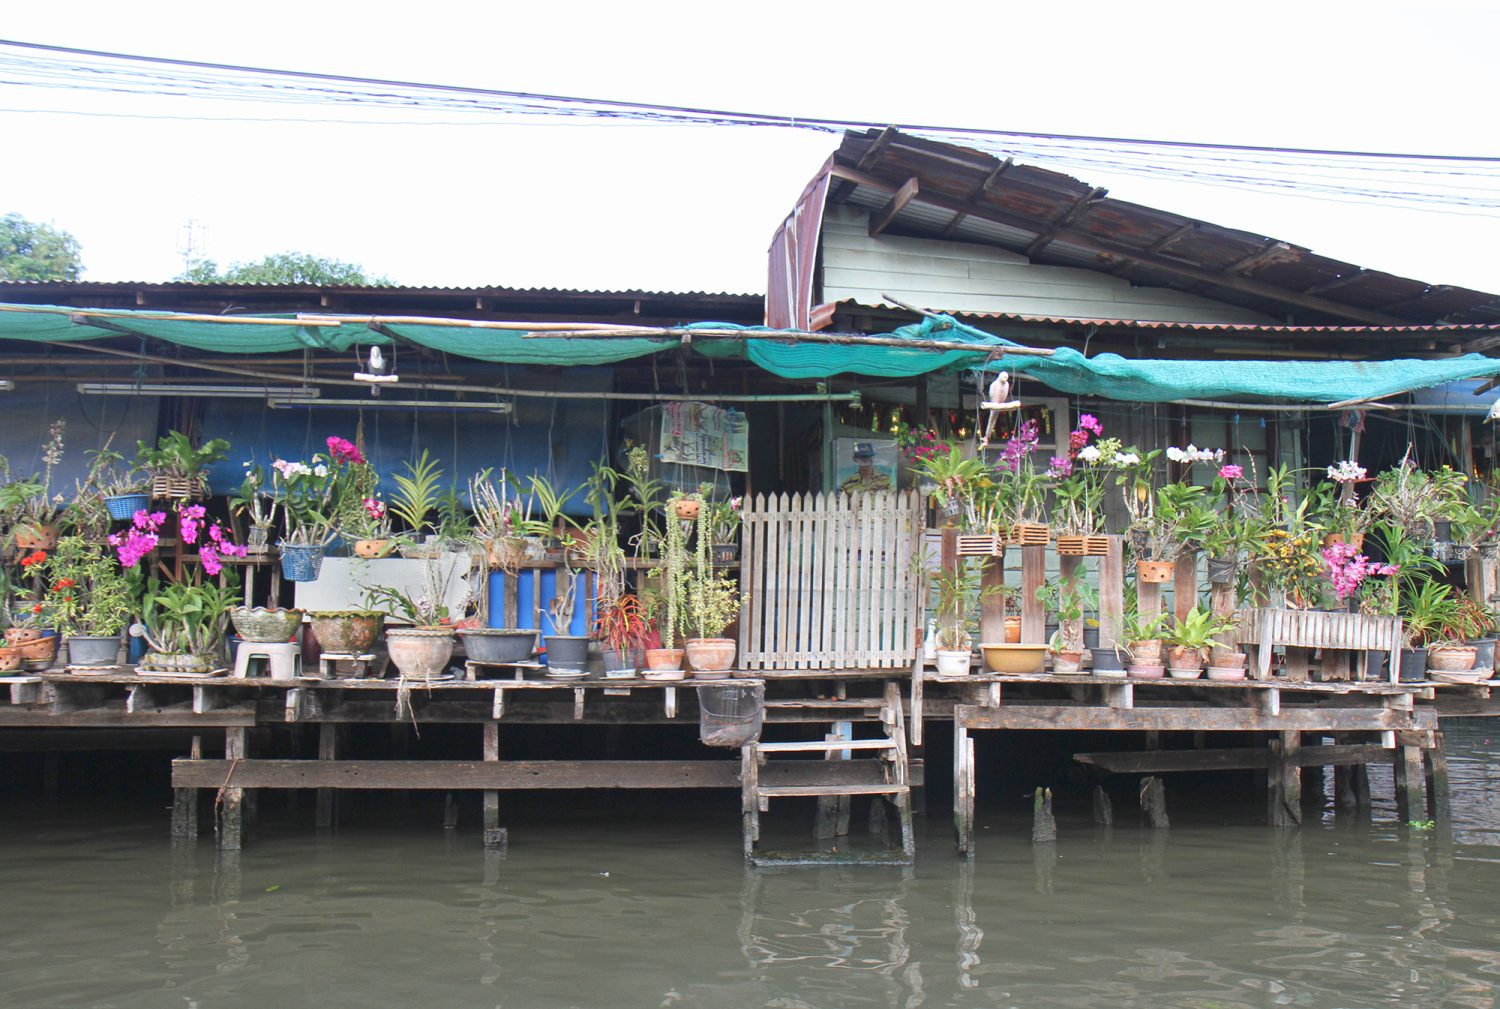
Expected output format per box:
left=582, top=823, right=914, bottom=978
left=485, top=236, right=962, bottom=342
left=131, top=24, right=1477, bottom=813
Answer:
left=1128, top=639, right=1163, bottom=664
left=1090, top=647, right=1126, bottom=675
left=684, top=637, right=736, bottom=677
left=307, top=611, right=384, bottom=654
left=672, top=499, right=701, bottom=521
left=1136, top=560, right=1175, bottom=584
left=1209, top=648, right=1247, bottom=669
left=1427, top=645, right=1477, bottom=673
left=1003, top=616, right=1022, bottom=643
left=141, top=651, right=215, bottom=674
left=543, top=635, right=591, bottom=673
left=16, top=634, right=58, bottom=667
left=14, top=524, right=59, bottom=551
left=229, top=607, right=303, bottom=643
left=1052, top=649, right=1086, bottom=674
left=935, top=649, right=972, bottom=676
left=385, top=627, right=456, bottom=681
left=5, top=627, right=43, bottom=645
left=1206, top=666, right=1247, bottom=681
left=1128, top=664, right=1165, bottom=679
left=1168, top=645, right=1207, bottom=674
left=979, top=643, right=1046, bottom=675
left=279, top=541, right=325, bottom=582
left=643, top=647, right=686, bottom=680
left=458, top=628, right=537, bottom=665
left=65, top=635, right=121, bottom=667
left=1167, top=664, right=1204, bottom=680
left=104, top=493, right=150, bottom=521
left=353, top=539, right=392, bottom=559
left=1468, top=638, right=1496, bottom=670
left=0, top=646, right=20, bottom=673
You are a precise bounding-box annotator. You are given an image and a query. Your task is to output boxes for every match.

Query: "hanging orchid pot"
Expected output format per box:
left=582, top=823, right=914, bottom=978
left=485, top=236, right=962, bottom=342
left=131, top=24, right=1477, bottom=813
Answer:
left=104, top=493, right=151, bottom=522
left=1433, top=519, right=1453, bottom=544
left=941, top=495, right=962, bottom=519
left=1206, top=555, right=1238, bottom=585
left=279, top=541, right=326, bottom=582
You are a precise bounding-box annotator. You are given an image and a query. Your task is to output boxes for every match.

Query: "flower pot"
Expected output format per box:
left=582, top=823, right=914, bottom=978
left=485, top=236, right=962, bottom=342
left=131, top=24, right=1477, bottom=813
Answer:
left=104, top=493, right=150, bottom=522
left=543, top=634, right=591, bottom=673
left=1083, top=625, right=1101, bottom=650
left=1168, top=645, right=1206, bottom=672
left=0, top=647, right=20, bottom=673
left=684, top=637, right=737, bottom=677
left=1398, top=647, right=1428, bottom=682
left=353, top=538, right=392, bottom=559
left=1052, top=649, right=1086, bottom=674
left=1090, top=646, right=1127, bottom=675
left=65, top=634, right=121, bottom=668
left=307, top=611, right=384, bottom=654
left=1003, top=615, right=1022, bottom=643
left=1427, top=645, right=1477, bottom=673
left=1128, top=664, right=1165, bottom=679
left=673, top=499, right=701, bottom=521
left=979, top=643, right=1046, bottom=675
left=1209, top=648, right=1247, bottom=669
left=1128, top=639, right=1163, bottom=664
left=150, top=474, right=202, bottom=500
left=1206, top=555, right=1237, bottom=585
left=1363, top=650, right=1391, bottom=681
left=1206, top=666, right=1247, bottom=681
left=386, top=627, right=456, bottom=681
left=5, top=627, right=43, bottom=645
left=14, top=524, right=58, bottom=551
left=1136, top=560, right=1175, bottom=584
left=1167, top=664, right=1204, bottom=680
left=17, top=634, right=59, bottom=666
left=229, top=607, right=303, bottom=643
left=601, top=646, right=644, bottom=679
left=1466, top=638, right=1496, bottom=671
left=1009, top=522, right=1049, bottom=546
left=458, top=628, right=537, bottom=665
left=1432, top=519, right=1453, bottom=543
left=140, top=651, right=216, bottom=674
left=956, top=533, right=1005, bottom=557
left=643, top=647, right=685, bottom=680
left=935, top=649, right=972, bottom=676
left=279, top=541, right=325, bottom=582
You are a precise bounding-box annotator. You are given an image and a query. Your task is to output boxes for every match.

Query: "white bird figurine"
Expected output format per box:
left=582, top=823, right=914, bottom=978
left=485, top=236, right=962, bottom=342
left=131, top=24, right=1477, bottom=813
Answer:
left=979, top=370, right=1016, bottom=447
left=369, top=345, right=385, bottom=375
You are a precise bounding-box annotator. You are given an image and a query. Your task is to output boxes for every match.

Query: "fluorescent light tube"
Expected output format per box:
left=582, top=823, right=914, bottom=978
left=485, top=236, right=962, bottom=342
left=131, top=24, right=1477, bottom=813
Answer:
left=77, top=383, right=320, bottom=399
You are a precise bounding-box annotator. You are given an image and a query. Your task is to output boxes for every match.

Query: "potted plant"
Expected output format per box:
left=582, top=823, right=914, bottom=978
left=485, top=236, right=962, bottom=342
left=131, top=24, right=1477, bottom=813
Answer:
left=1164, top=605, right=1237, bottom=680
left=1427, top=594, right=1490, bottom=675
left=1398, top=579, right=1459, bottom=681
left=1118, top=610, right=1169, bottom=676
left=229, top=466, right=275, bottom=554
left=42, top=535, right=136, bottom=667
left=594, top=592, right=648, bottom=678
left=136, top=430, right=230, bottom=501
left=471, top=469, right=541, bottom=572
left=4, top=588, right=59, bottom=668
left=1369, top=457, right=1467, bottom=544
left=306, top=609, right=385, bottom=656
left=1453, top=595, right=1498, bottom=672
left=365, top=561, right=460, bottom=682
left=6, top=420, right=67, bottom=550
left=701, top=490, right=743, bottom=565
left=932, top=563, right=980, bottom=676
left=1048, top=417, right=1112, bottom=555
left=268, top=436, right=365, bottom=580
left=346, top=495, right=394, bottom=558
left=139, top=580, right=241, bottom=674
left=389, top=449, right=445, bottom=558
left=914, top=441, right=988, bottom=526
left=643, top=496, right=694, bottom=677
left=88, top=446, right=150, bottom=523
left=1037, top=576, right=1098, bottom=674
left=526, top=472, right=581, bottom=562
left=993, top=420, right=1050, bottom=542
left=683, top=500, right=741, bottom=677
left=1314, top=461, right=1372, bottom=550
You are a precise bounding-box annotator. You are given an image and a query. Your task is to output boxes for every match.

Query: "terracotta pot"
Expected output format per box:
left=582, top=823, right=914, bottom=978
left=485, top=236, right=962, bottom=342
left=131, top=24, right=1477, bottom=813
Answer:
left=684, top=637, right=736, bottom=675
left=5, top=627, right=43, bottom=645
left=1322, top=532, right=1365, bottom=552
left=1168, top=645, right=1207, bottom=669
left=1128, top=664, right=1166, bottom=678
left=1052, top=649, right=1086, bottom=674
left=673, top=499, right=701, bottom=521
left=1128, top=639, right=1163, bottom=664
left=1427, top=645, right=1477, bottom=673
left=0, top=646, right=21, bottom=673
left=18, top=635, right=58, bottom=663
left=353, top=539, right=392, bottom=559
left=1003, top=615, right=1022, bottom=643
left=1136, top=560, right=1175, bottom=584
left=1209, top=648, right=1248, bottom=669
left=642, top=647, right=686, bottom=680
left=385, top=627, right=456, bottom=681
left=307, top=611, right=384, bottom=655
left=14, top=524, right=59, bottom=551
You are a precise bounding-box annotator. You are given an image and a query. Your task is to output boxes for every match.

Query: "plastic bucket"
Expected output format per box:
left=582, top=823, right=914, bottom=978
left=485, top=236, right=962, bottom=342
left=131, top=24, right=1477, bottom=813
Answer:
left=697, top=683, right=764, bottom=747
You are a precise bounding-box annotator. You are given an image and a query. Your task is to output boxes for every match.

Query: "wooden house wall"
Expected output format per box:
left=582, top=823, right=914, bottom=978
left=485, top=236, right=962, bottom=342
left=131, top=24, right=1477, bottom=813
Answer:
left=819, top=206, right=1275, bottom=325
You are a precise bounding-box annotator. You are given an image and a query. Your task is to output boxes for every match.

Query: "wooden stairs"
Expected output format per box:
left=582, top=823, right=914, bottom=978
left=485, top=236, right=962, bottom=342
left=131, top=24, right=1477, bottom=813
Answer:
left=741, top=681, right=916, bottom=865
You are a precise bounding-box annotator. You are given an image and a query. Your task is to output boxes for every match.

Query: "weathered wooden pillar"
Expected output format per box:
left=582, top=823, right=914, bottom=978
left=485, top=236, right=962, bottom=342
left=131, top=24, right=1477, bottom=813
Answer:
left=482, top=721, right=506, bottom=849
left=1268, top=731, right=1302, bottom=827
left=979, top=553, right=1007, bottom=645
left=815, top=722, right=853, bottom=839
left=1140, top=776, right=1169, bottom=828
left=1031, top=787, right=1056, bottom=842
left=1173, top=552, right=1198, bottom=624
left=171, top=789, right=199, bottom=839
left=1394, top=743, right=1425, bottom=822
left=954, top=718, right=975, bottom=856
left=1099, top=536, right=1124, bottom=647
left=218, top=727, right=246, bottom=851
left=1020, top=544, right=1046, bottom=643
left=1092, top=785, right=1113, bottom=826
left=443, top=793, right=459, bottom=830
left=316, top=722, right=338, bottom=829
left=1425, top=732, right=1451, bottom=822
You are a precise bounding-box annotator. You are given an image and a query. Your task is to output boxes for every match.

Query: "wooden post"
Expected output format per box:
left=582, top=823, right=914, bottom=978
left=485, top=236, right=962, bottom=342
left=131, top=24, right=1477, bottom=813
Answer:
left=1268, top=732, right=1302, bottom=827
left=1098, top=536, right=1124, bottom=647
left=1137, top=579, right=1163, bottom=621
left=1173, top=552, right=1198, bottom=623
left=171, top=788, right=198, bottom=840
left=1352, top=761, right=1371, bottom=810
left=482, top=722, right=506, bottom=848
left=316, top=723, right=337, bottom=829
left=218, top=727, right=246, bottom=851
left=1092, top=785, right=1113, bottom=826
left=979, top=555, right=1007, bottom=645
left=954, top=719, right=974, bottom=856
left=1394, top=744, right=1424, bottom=822
left=1020, top=544, right=1046, bottom=644
left=1139, top=776, right=1169, bottom=828
left=443, top=793, right=459, bottom=830
left=1031, top=787, right=1056, bottom=842
left=1425, top=732, right=1451, bottom=822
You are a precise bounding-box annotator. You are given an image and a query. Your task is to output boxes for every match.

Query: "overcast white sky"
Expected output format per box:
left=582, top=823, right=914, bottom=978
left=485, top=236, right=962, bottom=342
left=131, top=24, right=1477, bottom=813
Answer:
left=4, top=0, right=1498, bottom=296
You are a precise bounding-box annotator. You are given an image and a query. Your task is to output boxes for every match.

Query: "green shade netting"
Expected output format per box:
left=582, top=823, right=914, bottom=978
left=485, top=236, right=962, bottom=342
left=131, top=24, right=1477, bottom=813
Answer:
left=994, top=347, right=1500, bottom=403
left=688, top=318, right=1008, bottom=378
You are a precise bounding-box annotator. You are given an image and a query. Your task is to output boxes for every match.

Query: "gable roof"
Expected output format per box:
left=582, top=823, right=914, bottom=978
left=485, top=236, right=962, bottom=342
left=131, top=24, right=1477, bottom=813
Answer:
left=823, top=128, right=1500, bottom=327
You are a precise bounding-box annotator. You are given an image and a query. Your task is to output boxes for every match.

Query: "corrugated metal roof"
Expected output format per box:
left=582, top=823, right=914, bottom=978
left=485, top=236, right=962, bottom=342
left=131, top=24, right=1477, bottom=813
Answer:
left=828, top=128, right=1500, bottom=328
left=0, top=280, right=761, bottom=299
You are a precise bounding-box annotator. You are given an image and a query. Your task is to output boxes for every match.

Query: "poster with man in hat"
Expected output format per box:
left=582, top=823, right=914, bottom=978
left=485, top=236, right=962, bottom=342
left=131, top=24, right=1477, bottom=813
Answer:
left=838, top=440, right=895, bottom=494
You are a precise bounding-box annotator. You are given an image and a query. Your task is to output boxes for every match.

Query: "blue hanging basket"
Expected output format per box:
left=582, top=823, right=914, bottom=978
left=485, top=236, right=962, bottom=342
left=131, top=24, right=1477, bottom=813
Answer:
left=279, top=542, right=326, bottom=582
left=104, top=493, right=151, bottom=522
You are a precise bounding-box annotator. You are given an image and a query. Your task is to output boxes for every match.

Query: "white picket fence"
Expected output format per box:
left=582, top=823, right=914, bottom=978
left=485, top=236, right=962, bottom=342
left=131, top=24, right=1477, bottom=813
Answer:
left=738, top=491, right=925, bottom=670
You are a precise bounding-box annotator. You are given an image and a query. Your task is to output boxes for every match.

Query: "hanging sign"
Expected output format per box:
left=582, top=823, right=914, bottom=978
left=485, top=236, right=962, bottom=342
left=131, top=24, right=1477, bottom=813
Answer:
left=659, top=402, right=749, bottom=472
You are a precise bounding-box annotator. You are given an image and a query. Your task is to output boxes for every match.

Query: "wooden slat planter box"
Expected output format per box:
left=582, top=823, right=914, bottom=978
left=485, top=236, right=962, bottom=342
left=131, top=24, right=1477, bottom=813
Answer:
left=1233, top=607, right=1402, bottom=682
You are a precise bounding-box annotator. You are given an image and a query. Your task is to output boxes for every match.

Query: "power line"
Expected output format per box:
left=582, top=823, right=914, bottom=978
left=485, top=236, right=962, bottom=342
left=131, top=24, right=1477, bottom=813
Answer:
left=3, top=36, right=1499, bottom=164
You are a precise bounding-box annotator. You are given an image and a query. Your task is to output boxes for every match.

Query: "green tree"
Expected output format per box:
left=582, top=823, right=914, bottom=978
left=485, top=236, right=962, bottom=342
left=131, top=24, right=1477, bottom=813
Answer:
left=0, top=213, right=83, bottom=281
left=177, top=252, right=391, bottom=286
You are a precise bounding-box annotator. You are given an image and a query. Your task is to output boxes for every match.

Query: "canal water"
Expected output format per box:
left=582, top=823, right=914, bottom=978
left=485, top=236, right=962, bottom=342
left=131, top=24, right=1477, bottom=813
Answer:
left=4, top=722, right=1500, bottom=1008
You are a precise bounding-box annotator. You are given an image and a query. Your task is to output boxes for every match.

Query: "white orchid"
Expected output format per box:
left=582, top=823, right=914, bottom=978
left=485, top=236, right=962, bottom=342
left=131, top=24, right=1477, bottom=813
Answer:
left=1077, top=445, right=1102, bottom=463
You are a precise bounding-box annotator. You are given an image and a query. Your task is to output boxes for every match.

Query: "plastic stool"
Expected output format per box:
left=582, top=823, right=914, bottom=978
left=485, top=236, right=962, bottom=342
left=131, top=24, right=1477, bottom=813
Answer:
left=233, top=640, right=302, bottom=680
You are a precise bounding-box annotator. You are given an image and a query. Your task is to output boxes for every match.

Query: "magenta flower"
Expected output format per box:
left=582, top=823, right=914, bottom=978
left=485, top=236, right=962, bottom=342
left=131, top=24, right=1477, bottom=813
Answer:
left=363, top=497, right=386, bottom=519
left=179, top=503, right=207, bottom=545
left=326, top=436, right=364, bottom=465
left=999, top=420, right=1040, bottom=474
left=1079, top=414, right=1103, bottom=436
left=1219, top=464, right=1244, bottom=481
left=1047, top=455, right=1074, bottom=478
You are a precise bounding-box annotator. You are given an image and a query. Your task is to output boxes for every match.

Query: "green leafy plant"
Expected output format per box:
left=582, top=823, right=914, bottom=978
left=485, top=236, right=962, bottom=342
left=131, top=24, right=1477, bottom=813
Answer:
left=135, top=431, right=230, bottom=481
left=389, top=450, right=444, bottom=538
left=1400, top=579, right=1459, bottom=649
left=684, top=503, right=740, bottom=638
left=1165, top=605, right=1238, bottom=651
left=525, top=472, right=580, bottom=544
left=43, top=535, right=137, bottom=636
left=932, top=559, right=999, bottom=651
left=142, top=578, right=240, bottom=658
left=1036, top=577, right=1098, bottom=651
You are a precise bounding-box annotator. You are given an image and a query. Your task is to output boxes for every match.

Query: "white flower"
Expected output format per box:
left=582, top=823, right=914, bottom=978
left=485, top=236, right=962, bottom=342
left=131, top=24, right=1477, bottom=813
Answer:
left=1166, top=447, right=1187, bottom=463
left=1113, top=451, right=1140, bottom=466
left=1327, top=460, right=1367, bottom=483
left=313, top=464, right=328, bottom=478
left=1078, top=445, right=1102, bottom=463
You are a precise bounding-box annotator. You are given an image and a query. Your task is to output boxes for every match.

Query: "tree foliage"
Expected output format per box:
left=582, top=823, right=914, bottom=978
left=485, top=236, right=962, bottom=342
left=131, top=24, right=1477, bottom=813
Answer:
left=0, top=213, right=83, bottom=281
left=177, top=252, right=391, bottom=286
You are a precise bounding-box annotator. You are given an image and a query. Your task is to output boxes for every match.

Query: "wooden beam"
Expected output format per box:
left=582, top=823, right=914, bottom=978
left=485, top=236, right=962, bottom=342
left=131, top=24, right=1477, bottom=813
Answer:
left=1224, top=241, right=1298, bottom=276
left=1024, top=187, right=1106, bottom=258
left=826, top=164, right=1403, bottom=325
left=1302, top=270, right=1369, bottom=296
left=868, top=177, right=920, bottom=237
left=1075, top=743, right=1393, bottom=774
left=854, top=126, right=899, bottom=171
left=940, top=158, right=1013, bottom=238
left=1146, top=223, right=1197, bottom=256
left=956, top=703, right=1414, bottom=733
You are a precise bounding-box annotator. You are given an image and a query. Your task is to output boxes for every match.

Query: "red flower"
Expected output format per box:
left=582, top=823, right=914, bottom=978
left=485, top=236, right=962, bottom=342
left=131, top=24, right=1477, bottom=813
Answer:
left=31, top=603, right=42, bottom=614
left=19, top=550, right=47, bottom=568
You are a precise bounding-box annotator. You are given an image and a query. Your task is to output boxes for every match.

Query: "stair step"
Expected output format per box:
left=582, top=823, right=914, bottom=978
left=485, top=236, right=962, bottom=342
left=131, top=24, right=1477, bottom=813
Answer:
left=756, top=783, right=910, bottom=798
left=756, top=739, right=897, bottom=753
left=763, top=699, right=888, bottom=709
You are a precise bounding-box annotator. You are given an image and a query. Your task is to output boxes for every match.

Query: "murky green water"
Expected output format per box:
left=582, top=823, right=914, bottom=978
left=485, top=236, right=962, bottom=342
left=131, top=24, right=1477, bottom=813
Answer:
left=4, top=723, right=1500, bottom=1008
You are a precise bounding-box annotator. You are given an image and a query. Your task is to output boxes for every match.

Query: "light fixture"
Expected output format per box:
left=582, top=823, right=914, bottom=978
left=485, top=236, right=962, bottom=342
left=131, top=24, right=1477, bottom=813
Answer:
left=77, top=383, right=320, bottom=399
left=0, top=381, right=12, bottom=391
left=267, top=396, right=510, bottom=414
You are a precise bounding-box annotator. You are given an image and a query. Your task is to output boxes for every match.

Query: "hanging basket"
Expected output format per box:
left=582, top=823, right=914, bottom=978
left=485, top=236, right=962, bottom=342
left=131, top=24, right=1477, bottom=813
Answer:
left=1056, top=534, right=1110, bottom=557
left=1009, top=522, right=1050, bottom=546
left=150, top=474, right=203, bottom=501
left=104, top=493, right=151, bottom=522
left=279, top=541, right=326, bottom=582
left=1136, top=559, right=1176, bottom=584
left=956, top=533, right=1005, bottom=557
